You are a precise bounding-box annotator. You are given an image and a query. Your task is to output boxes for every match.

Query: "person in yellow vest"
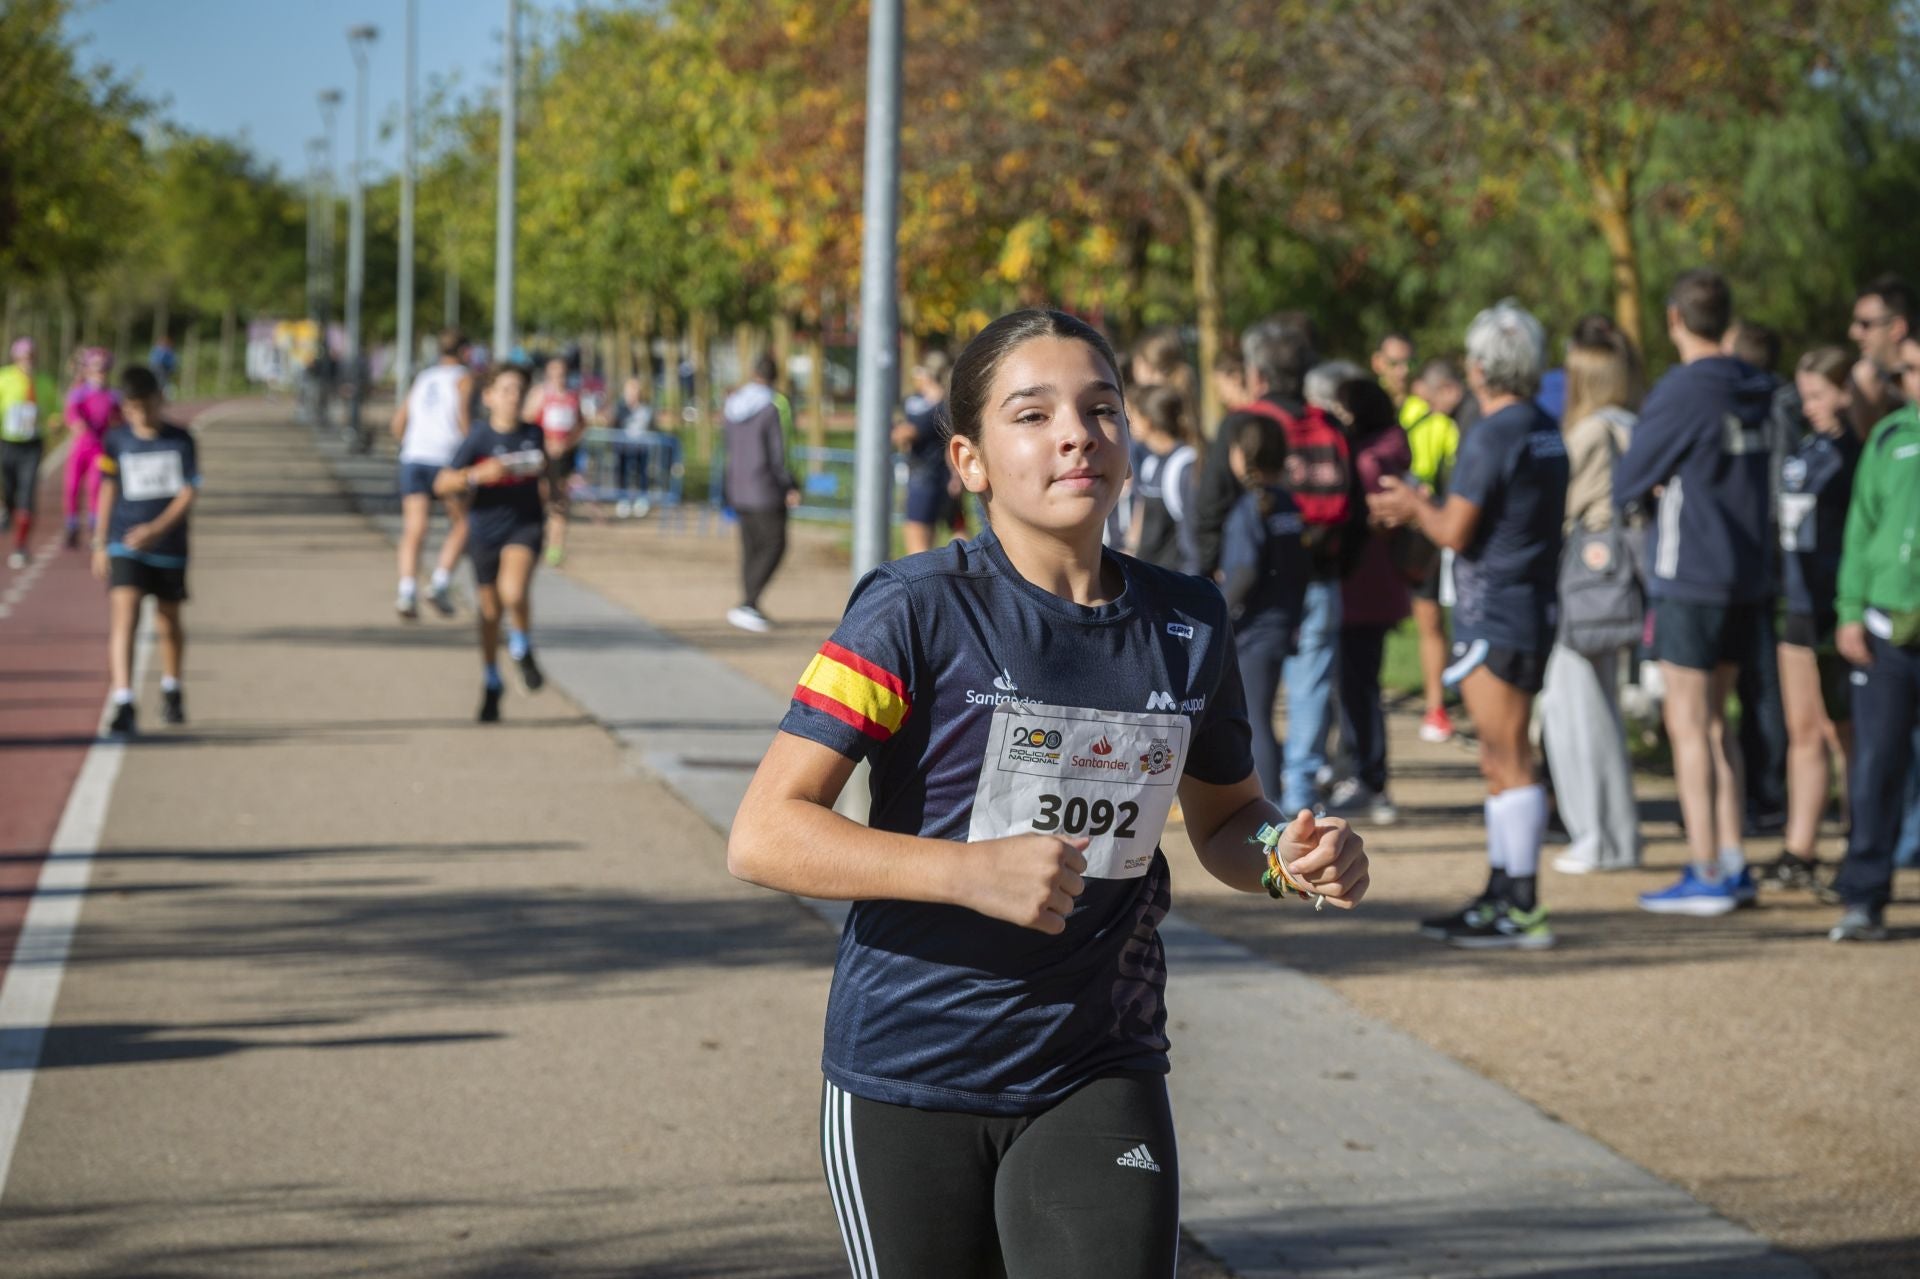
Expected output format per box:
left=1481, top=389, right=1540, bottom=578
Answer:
left=0, top=338, right=65, bottom=570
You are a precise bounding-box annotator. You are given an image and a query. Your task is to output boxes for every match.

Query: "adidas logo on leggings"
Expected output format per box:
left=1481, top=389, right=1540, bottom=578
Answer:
left=1115, top=1143, right=1161, bottom=1173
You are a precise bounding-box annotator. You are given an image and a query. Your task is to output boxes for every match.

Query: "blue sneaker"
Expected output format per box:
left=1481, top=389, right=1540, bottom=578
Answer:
left=1639, top=865, right=1739, bottom=917
left=1729, top=866, right=1759, bottom=909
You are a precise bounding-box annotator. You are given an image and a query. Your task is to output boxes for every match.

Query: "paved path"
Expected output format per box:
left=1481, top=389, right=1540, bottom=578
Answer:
left=314, top=410, right=1810, bottom=1278
left=0, top=402, right=1824, bottom=1276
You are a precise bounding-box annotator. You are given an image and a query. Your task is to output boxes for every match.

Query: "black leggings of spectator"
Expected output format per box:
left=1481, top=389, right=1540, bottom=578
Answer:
left=738, top=507, right=788, bottom=611
left=1337, top=624, right=1392, bottom=794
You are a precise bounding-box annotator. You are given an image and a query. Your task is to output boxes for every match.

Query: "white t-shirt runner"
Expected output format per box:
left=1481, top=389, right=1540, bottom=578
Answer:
left=778, top=528, right=1253, bottom=1116
left=400, top=363, right=470, bottom=466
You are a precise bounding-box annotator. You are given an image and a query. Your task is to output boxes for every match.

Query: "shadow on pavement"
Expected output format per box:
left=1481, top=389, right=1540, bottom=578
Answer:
left=16, top=1020, right=505, bottom=1071
left=0, top=1187, right=846, bottom=1279
left=60, top=890, right=835, bottom=1006
left=0, top=840, right=585, bottom=866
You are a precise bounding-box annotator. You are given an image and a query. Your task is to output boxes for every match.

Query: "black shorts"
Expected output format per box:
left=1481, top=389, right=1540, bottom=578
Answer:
left=1780, top=612, right=1852, bottom=723
left=1653, top=599, right=1774, bottom=673
left=545, top=448, right=577, bottom=516
left=1413, top=554, right=1445, bottom=603
left=468, top=525, right=542, bottom=586
left=822, top=1072, right=1179, bottom=1279
left=1444, top=638, right=1548, bottom=694
left=904, top=474, right=955, bottom=527
left=1, top=439, right=43, bottom=516
left=108, top=555, right=189, bottom=602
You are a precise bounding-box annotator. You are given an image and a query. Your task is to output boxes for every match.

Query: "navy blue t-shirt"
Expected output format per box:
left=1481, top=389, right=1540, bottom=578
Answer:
left=448, top=420, right=546, bottom=544
left=100, top=422, right=199, bottom=566
left=1219, top=487, right=1308, bottom=635
left=778, top=528, right=1253, bottom=1115
left=1447, top=401, right=1568, bottom=654
left=1779, top=427, right=1862, bottom=626
left=901, top=393, right=947, bottom=483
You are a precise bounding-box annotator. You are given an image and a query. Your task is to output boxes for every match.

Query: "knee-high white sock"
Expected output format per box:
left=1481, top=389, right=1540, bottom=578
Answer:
left=1490, top=784, right=1549, bottom=879
left=1484, top=796, right=1506, bottom=870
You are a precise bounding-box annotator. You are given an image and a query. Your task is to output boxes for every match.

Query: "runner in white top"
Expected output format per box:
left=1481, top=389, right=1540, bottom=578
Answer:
left=389, top=329, right=474, bottom=619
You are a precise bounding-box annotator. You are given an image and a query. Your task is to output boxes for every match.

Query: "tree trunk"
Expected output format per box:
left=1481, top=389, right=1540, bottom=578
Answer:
left=690, top=309, right=714, bottom=465
left=634, top=300, right=655, bottom=405
left=184, top=327, right=202, bottom=398
left=734, top=321, right=755, bottom=391
left=218, top=306, right=237, bottom=393
left=115, top=307, right=132, bottom=369
left=1586, top=163, right=1642, bottom=354
left=1178, top=184, right=1225, bottom=434
left=612, top=315, right=631, bottom=391
left=57, top=293, right=76, bottom=370
left=151, top=300, right=170, bottom=353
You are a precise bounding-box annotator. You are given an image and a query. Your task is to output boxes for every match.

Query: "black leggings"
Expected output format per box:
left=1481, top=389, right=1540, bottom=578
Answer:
left=821, top=1072, right=1180, bottom=1278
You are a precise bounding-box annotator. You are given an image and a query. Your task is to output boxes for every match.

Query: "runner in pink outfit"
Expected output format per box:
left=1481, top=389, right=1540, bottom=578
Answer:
left=64, top=347, right=120, bottom=548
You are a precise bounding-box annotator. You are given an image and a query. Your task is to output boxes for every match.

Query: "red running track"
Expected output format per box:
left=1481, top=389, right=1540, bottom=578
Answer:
left=0, top=403, right=218, bottom=986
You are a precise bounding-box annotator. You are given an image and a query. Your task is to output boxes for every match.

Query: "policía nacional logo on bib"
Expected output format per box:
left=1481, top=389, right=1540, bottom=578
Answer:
left=1006, top=724, right=1064, bottom=764
left=1138, top=739, right=1175, bottom=776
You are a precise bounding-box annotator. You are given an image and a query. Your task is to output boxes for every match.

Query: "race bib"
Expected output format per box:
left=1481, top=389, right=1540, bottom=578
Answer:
left=966, top=700, right=1190, bottom=880
left=498, top=447, right=548, bottom=478
left=119, top=449, right=186, bottom=502
left=543, top=404, right=578, bottom=434
left=1778, top=491, right=1817, bottom=552
left=2, top=402, right=37, bottom=442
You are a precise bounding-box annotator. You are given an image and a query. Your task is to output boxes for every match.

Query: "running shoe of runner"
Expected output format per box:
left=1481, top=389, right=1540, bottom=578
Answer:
left=0, top=337, right=62, bottom=569
left=437, top=364, right=548, bottom=722
left=64, top=347, right=120, bottom=549
left=729, top=310, right=1369, bottom=1278
left=524, top=356, right=584, bottom=568
left=91, top=366, right=198, bottom=737
left=393, top=330, right=474, bottom=619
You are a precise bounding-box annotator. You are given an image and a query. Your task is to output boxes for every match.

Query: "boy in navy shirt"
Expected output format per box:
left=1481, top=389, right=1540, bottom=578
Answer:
left=91, top=366, right=198, bottom=736
left=1615, top=269, right=1777, bottom=916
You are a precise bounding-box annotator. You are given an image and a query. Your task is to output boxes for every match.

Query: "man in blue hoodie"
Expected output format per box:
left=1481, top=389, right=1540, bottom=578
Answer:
left=1615, top=268, right=1776, bottom=916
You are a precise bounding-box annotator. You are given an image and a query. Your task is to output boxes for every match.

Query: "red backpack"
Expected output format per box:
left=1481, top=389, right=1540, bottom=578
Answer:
left=1236, top=400, right=1353, bottom=529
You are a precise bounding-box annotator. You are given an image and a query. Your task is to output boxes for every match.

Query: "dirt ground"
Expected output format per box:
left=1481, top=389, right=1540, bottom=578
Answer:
left=555, top=502, right=1920, bottom=1279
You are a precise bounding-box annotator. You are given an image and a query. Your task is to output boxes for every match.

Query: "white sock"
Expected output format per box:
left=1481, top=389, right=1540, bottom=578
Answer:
left=399, top=576, right=418, bottom=597
left=1489, top=785, right=1548, bottom=879
left=429, top=567, right=450, bottom=590
left=1484, top=796, right=1506, bottom=871
left=1717, top=846, right=1746, bottom=878
left=112, top=688, right=133, bottom=705
left=161, top=675, right=181, bottom=693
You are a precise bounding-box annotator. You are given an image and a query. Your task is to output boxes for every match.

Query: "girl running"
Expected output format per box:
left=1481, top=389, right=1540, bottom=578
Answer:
left=64, top=347, right=120, bottom=550
left=436, top=364, right=548, bottom=722
left=730, top=309, right=1368, bottom=1278
left=524, top=356, right=584, bottom=567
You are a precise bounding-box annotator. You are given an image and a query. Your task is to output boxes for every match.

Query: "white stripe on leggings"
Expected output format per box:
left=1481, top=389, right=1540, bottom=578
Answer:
left=822, top=1083, right=864, bottom=1277
left=836, top=1084, right=880, bottom=1278
left=823, top=1083, right=879, bottom=1278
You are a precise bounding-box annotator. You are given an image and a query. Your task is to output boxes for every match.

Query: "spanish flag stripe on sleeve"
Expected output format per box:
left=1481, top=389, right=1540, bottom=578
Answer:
left=820, top=640, right=908, bottom=699
left=794, top=648, right=910, bottom=740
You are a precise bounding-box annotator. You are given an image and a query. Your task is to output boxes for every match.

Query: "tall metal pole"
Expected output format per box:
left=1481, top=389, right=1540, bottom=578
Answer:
left=346, top=25, right=378, bottom=447
left=396, top=0, right=418, bottom=394
left=305, top=141, right=321, bottom=326
left=317, top=91, right=341, bottom=338
left=493, top=0, right=519, bottom=362
left=851, top=0, right=903, bottom=580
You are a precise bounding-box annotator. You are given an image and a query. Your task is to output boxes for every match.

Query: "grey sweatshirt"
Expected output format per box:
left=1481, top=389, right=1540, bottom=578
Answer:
left=722, top=382, right=795, bottom=511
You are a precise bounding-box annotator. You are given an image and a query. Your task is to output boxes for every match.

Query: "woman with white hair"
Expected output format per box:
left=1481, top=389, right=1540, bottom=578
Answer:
left=1371, top=300, right=1569, bottom=948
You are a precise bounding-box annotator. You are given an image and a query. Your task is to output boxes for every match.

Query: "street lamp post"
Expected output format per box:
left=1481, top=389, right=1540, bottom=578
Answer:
left=851, top=0, right=904, bottom=580
left=493, top=0, right=519, bottom=362
left=346, top=23, right=379, bottom=450
left=317, top=89, right=343, bottom=427
left=395, top=0, right=418, bottom=396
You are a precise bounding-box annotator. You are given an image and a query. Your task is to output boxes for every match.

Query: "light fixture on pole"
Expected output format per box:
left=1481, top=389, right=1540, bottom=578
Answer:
left=345, top=23, right=379, bottom=449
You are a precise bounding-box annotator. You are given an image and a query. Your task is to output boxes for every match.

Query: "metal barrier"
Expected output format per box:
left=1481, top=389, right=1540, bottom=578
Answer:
left=574, top=427, right=687, bottom=518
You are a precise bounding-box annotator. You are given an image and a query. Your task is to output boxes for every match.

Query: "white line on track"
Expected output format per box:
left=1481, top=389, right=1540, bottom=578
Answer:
left=0, top=515, right=158, bottom=1201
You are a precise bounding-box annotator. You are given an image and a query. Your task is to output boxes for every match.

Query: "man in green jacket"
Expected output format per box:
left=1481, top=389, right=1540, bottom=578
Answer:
left=1832, top=336, right=1920, bottom=941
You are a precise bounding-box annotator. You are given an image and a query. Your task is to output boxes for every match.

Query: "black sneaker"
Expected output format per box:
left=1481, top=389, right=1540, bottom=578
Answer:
left=516, top=649, right=545, bottom=693
left=478, top=685, right=502, bottom=723
left=1418, top=896, right=1498, bottom=941
left=1446, top=901, right=1557, bottom=950
left=162, top=688, right=185, bottom=725
left=428, top=581, right=457, bottom=617
left=108, top=701, right=137, bottom=737
left=1829, top=905, right=1888, bottom=942
left=1762, top=850, right=1823, bottom=891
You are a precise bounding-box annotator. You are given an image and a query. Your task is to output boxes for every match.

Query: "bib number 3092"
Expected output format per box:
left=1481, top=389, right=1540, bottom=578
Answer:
left=1032, top=794, right=1138, bottom=839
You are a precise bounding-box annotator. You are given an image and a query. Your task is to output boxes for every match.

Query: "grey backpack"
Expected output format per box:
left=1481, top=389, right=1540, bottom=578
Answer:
left=1557, top=412, right=1644, bottom=654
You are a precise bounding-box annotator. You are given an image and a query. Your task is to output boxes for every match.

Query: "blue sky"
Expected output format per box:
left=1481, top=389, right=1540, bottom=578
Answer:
left=64, top=0, right=579, bottom=183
